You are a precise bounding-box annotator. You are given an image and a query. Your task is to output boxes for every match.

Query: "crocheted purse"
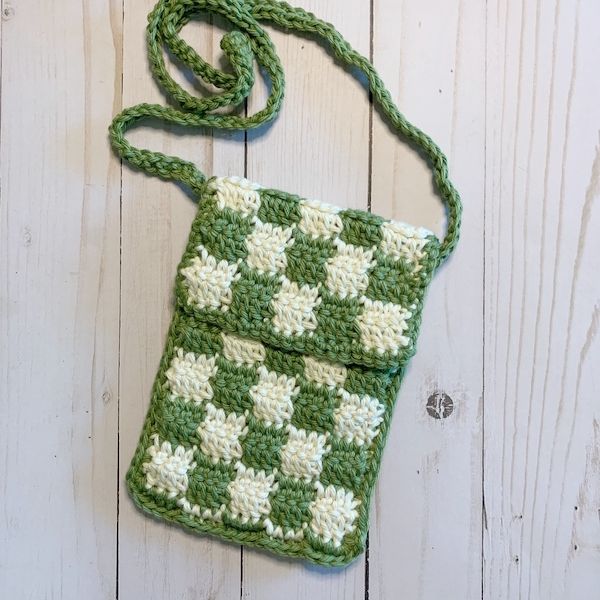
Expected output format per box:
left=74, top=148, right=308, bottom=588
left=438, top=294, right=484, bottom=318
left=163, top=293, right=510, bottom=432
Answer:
left=110, top=0, right=462, bottom=567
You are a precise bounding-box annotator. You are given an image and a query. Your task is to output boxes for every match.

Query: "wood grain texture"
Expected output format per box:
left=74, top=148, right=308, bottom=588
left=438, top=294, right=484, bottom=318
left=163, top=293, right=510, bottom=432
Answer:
left=0, top=0, right=121, bottom=597
left=484, top=1, right=600, bottom=598
left=1, top=1, right=599, bottom=598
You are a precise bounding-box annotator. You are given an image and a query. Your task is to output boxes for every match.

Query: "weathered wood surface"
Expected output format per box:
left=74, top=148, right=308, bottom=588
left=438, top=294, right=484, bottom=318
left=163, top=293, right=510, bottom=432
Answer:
left=484, top=1, right=600, bottom=598
left=1, top=1, right=598, bottom=598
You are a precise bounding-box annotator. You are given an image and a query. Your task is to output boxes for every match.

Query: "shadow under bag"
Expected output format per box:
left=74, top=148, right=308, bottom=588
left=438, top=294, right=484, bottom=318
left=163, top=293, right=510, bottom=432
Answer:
left=109, top=0, right=462, bottom=566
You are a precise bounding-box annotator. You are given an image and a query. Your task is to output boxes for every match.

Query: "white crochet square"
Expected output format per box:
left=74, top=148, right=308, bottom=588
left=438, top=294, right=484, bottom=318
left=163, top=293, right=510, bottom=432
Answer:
left=197, top=403, right=248, bottom=465
left=303, top=356, right=347, bottom=389
left=245, top=218, right=295, bottom=275
left=325, top=239, right=376, bottom=299
left=208, top=176, right=261, bottom=216
left=356, top=298, right=413, bottom=354
left=309, top=482, right=360, bottom=548
left=249, top=366, right=299, bottom=429
left=165, top=348, right=218, bottom=404
left=333, top=389, right=385, bottom=447
left=379, top=220, right=431, bottom=270
left=142, top=434, right=196, bottom=499
left=263, top=519, right=306, bottom=542
left=280, top=425, right=330, bottom=482
left=271, top=277, right=321, bottom=337
left=180, top=245, right=241, bottom=311
left=221, top=332, right=266, bottom=367
left=227, top=462, right=278, bottom=524
left=177, top=497, right=225, bottom=523
left=298, top=198, right=344, bottom=239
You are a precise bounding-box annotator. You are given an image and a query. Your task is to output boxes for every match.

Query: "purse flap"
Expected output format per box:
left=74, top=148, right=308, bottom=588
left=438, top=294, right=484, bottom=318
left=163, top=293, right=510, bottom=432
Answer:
left=175, top=176, right=441, bottom=370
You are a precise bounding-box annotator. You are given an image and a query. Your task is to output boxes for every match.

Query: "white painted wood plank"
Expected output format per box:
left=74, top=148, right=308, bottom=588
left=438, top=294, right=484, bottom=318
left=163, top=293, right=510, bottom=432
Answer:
left=117, top=6, right=243, bottom=598
left=484, top=0, right=600, bottom=598
left=241, top=1, right=369, bottom=597
left=369, top=1, right=485, bottom=599
left=0, top=0, right=121, bottom=597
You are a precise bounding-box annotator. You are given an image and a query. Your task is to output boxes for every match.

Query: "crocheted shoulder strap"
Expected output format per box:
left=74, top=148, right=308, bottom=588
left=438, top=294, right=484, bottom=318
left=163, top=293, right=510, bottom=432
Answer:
left=109, top=0, right=462, bottom=263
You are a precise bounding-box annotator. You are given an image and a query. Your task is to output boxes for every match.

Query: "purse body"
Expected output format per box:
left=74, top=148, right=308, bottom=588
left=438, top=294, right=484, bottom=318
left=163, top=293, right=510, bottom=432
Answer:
left=126, top=176, right=442, bottom=566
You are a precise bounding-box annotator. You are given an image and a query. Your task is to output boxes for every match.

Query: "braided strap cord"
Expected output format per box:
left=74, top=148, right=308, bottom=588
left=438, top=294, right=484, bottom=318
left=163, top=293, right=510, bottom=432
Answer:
left=109, top=0, right=462, bottom=263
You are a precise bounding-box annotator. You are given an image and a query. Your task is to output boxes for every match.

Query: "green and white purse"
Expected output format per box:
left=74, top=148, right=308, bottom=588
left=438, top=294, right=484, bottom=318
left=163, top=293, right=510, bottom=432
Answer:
left=110, top=0, right=462, bottom=567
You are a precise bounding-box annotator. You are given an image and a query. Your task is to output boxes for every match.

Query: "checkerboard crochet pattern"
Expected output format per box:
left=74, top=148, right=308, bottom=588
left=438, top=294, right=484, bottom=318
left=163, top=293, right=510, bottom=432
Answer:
left=126, top=176, right=440, bottom=564
left=110, top=0, right=462, bottom=567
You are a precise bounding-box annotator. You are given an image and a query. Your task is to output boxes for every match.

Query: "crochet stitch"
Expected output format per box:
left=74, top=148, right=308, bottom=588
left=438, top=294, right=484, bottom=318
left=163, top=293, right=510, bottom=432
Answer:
left=110, top=0, right=462, bottom=567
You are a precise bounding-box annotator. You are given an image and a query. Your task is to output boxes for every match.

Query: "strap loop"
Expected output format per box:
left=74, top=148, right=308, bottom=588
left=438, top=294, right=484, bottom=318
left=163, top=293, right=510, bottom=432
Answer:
left=109, top=0, right=462, bottom=262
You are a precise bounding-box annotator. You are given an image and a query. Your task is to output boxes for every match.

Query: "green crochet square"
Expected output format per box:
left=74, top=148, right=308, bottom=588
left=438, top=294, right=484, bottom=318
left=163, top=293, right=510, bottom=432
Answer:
left=344, top=367, right=395, bottom=402
left=241, top=419, right=286, bottom=473
left=268, top=476, right=315, bottom=532
left=320, top=438, right=369, bottom=491
left=263, top=346, right=304, bottom=380
left=126, top=176, right=443, bottom=567
left=155, top=396, right=204, bottom=448
left=227, top=270, right=281, bottom=329
left=180, top=319, right=223, bottom=356
left=257, top=188, right=302, bottom=227
left=313, top=291, right=362, bottom=343
left=195, top=197, right=254, bottom=262
left=210, top=360, right=256, bottom=415
left=284, top=232, right=334, bottom=288
left=339, top=209, right=384, bottom=248
left=290, top=383, right=336, bottom=434
left=369, top=256, right=431, bottom=307
left=187, top=456, right=235, bottom=515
